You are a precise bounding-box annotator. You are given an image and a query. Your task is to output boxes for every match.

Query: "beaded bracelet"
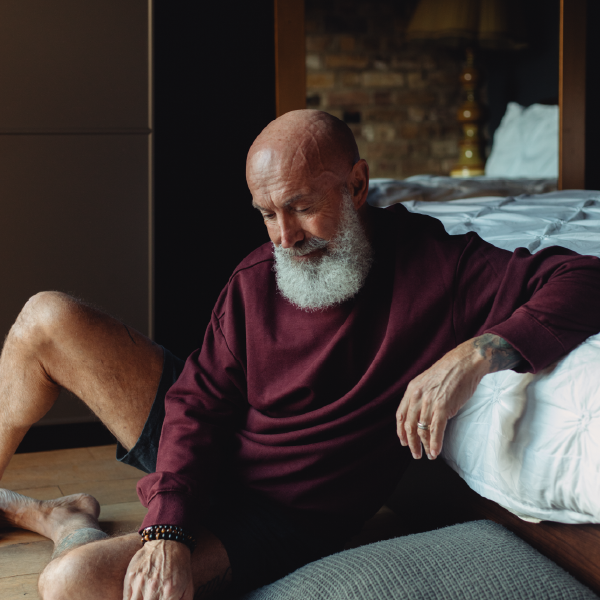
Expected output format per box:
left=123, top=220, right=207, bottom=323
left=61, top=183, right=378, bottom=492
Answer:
left=141, top=525, right=196, bottom=553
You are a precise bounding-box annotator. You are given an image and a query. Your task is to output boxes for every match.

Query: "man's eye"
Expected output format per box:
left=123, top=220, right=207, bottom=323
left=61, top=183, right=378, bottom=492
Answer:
left=263, top=213, right=275, bottom=220
left=295, top=207, right=309, bottom=213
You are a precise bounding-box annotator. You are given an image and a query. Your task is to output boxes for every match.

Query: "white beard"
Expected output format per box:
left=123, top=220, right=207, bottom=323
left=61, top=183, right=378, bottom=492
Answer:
left=272, top=191, right=374, bottom=311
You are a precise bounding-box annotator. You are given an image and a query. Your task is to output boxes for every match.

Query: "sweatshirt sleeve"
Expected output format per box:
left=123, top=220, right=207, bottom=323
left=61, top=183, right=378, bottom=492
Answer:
left=453, top=233, right=600, bottom=373
left=136, top=307, right=247, bottom=535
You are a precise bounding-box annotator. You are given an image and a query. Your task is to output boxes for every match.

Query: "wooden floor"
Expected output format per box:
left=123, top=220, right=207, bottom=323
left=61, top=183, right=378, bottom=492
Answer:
left=0, top=445, right=147, bottom=599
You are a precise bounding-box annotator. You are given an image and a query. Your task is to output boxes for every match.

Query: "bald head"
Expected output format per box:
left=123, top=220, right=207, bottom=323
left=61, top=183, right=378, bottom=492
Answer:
left=247, top=110, right=370, bottom=251
left=247, top=110, right=360, bottom=193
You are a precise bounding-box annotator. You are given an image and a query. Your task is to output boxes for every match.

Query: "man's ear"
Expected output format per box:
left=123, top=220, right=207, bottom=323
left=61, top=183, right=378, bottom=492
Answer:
left=349, top=159, right=370, bottom=210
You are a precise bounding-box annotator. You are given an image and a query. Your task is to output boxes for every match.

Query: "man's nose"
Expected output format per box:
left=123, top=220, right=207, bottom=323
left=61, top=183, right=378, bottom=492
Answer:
left=278, top=214, right=304, bottom=248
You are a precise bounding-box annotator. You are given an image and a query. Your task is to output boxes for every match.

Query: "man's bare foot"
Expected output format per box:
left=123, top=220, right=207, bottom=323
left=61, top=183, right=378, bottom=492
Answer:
left=0, top=489, right=101, bottom=543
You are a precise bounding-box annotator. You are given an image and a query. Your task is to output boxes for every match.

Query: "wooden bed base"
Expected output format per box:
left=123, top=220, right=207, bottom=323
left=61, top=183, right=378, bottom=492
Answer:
left=471, top=494, right=600, bottom=596
left=385, top=457, right=600, bottom=596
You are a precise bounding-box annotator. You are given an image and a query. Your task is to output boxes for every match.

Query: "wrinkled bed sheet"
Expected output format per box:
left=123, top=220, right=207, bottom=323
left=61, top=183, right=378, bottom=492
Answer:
left=368, top=183, right=600, bottom=524
left=367, top=175, right=557, bottom=206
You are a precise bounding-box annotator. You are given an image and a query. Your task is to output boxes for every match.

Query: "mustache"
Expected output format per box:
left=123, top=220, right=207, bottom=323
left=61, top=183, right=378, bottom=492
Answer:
left=275, top=236, right=330, bottom=257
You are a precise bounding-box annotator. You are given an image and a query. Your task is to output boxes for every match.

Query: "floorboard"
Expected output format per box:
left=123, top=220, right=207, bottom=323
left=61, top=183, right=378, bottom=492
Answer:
left=0, top=445, right=146, bottom=599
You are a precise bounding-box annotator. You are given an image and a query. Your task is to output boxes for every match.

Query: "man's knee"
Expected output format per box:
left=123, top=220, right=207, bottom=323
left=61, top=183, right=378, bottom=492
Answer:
left=10, top=291, right=81, bottom=348
left=38, top=548, right=90, bottom=600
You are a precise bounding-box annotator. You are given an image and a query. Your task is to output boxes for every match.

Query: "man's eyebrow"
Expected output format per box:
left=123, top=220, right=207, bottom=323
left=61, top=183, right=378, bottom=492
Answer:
left=252, top=194, right=308, bottom=212
left=283, top=194, right=306, bottom=207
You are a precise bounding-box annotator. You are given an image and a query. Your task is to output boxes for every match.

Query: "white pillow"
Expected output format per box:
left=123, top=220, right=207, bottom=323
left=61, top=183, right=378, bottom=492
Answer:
left=442, top=333, right=600, bottom=524
left=485, top=102, right=559, bottom=179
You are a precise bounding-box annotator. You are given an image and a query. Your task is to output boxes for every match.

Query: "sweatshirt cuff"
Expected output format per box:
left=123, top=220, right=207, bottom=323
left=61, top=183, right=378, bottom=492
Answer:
left=138, top=491, right=201, bottom=535
left=485, top=308, right=566, bottom=374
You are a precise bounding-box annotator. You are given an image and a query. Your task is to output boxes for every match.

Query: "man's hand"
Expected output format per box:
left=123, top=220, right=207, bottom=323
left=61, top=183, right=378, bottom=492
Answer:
left=396, top=334, right=523, bottom=460
left=123, top=540, right=194, bottom=600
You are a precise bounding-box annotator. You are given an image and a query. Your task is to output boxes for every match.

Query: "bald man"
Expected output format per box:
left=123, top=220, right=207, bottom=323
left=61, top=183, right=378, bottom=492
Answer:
left=1, top=110, right=600, bottom=599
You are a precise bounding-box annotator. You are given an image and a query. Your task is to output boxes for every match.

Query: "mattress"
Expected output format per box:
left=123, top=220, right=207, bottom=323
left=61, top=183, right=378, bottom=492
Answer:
left=368, top=182, right=600, bottom=524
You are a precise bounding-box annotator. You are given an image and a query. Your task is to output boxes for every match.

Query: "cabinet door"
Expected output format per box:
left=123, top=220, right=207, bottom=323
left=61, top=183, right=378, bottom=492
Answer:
left=0, top=1, right=151, bottom=426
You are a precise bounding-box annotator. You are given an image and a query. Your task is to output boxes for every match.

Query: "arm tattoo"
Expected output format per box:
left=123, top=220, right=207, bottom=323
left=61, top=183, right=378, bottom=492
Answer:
left=194, top=566, right=232, bottom=599
left=473, top=334, right=523, bottom=373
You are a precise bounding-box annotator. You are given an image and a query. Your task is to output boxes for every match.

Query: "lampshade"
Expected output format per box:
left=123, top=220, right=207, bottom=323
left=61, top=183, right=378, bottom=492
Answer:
left=407, top=0, right=527, bottom=50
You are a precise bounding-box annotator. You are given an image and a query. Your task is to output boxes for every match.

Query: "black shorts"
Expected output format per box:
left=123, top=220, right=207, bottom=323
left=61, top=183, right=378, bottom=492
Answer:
left=116, top=347, right=352, bottom=595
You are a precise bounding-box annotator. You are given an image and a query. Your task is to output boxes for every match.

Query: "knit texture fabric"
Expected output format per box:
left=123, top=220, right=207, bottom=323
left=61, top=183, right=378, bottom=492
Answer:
left=242, top=520, right=598, bottom=600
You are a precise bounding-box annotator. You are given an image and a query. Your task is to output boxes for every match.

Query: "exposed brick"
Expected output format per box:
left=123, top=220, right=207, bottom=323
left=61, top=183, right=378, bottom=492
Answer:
left=343, top=110, right=361, bottom=124
left=323, top=108, right=344, bottom=120
left=390, top=57, right=421, bottom=70
left=428, top=71, right=459, bottom=86
left=373, top=160, right=404, bottom=178
left=362, top=124, right=376, bottom=142
left=360, top=124, right=398, bottom=142
left=402, top=158, right=433, bottom=177
left=339, top=35, right=356, bottom=52
left=399, top=122, right=423, bottom=139
left=377, top=124, right=396, bottom=141
left=407, top=106, right=426, bottom=122
left=396, top=90, right=438, bottom=106
left=441, top=158, right=457, bottom=173
left=325, top=54, right=369, bottom=69
left=364, top=140, right=410, bottom=159
left=326, top=90, right=370, bottom=107
left=363, top=107, right=402, bottom=122
left=307, top=72, right=335, bottom=89
left=373, top=59, right=389, bottom=71
left=306, top=35, right=332, bottom=53
left=431, top=139, right=459, bottom=158
left=374, top=91, right=392, bottom=105
left=306, top=54, right=322, bottom=70
left=361, top=72, right=405, bottom=87
left=356, top=139, right=370, bottom=160
left=407, top=71, right=427, bottom=89
left=409, top=141, right=430, bottom=157
left=341, top=72, right=361, bottom=87
left=306, top=94, right=321, bottom=108
left=347, top=123, right=362, bottom=138
left=306, top=0, right=463, bottom=179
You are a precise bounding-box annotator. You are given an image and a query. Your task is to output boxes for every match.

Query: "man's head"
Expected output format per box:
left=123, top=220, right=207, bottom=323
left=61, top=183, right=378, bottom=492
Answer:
left=246, top=110, right=374, bottom=311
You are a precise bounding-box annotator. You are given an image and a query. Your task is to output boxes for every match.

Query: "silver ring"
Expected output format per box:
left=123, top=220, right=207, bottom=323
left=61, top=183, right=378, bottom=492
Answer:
left=417, top=422, right=430, bottom=431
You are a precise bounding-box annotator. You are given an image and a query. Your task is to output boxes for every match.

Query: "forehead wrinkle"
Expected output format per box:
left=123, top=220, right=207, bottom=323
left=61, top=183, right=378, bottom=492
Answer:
left=282, top=132, right=340, bottom=193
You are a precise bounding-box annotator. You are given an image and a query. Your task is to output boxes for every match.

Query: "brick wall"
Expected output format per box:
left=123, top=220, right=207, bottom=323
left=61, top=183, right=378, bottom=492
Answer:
left=306, top=0, right=464, bottom=179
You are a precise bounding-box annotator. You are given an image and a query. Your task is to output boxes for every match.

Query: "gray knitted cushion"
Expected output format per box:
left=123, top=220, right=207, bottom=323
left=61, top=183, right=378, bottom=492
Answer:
left=242, top=520, right=598, bottom=600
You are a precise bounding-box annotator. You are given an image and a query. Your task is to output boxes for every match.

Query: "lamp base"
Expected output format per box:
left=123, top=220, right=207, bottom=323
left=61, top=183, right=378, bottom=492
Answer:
left=450, top=165, right=485, bottom=178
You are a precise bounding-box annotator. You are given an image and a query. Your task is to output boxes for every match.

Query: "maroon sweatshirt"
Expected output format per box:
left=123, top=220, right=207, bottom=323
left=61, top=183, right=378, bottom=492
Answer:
left=138, top=204, right=600, bottom=533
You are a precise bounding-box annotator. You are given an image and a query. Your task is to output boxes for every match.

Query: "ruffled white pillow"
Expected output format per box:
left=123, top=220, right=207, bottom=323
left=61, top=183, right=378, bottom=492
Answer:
left=442, top=333, right=600, bottom=524
left=485, top=102, right=559, bottom=179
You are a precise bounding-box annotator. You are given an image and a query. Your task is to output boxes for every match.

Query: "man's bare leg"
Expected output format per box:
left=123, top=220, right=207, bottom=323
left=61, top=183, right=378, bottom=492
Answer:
left=0, top=293, right=230, bottom=596
left=0, top=291, right=165, bottom=478
left=38, top=532, right=231, bottom=600
left=0, top=488, right=231, bottom=599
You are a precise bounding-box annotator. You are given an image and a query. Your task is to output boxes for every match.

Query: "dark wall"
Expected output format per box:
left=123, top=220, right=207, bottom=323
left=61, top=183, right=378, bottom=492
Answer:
left=481, top=0, right=560, bottom=145
left=153, top=3, right=276, bottom=359
left=585, top=0, right=600, bottom=190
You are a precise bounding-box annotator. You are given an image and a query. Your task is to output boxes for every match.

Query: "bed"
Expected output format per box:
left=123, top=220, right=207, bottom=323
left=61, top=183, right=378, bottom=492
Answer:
left=240, top=185, right=600, bottom=600
left=250, top=2, right=600, bottom=597
left=370, top=181, right=600, bottom=593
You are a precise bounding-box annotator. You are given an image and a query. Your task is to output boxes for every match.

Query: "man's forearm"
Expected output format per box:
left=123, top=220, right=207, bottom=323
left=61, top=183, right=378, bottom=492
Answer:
left=472, top=333, right=523, bottom=374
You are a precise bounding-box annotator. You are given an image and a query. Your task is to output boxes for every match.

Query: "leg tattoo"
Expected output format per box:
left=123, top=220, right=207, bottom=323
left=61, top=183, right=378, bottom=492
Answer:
left=51, top=527, right=109, bottom=559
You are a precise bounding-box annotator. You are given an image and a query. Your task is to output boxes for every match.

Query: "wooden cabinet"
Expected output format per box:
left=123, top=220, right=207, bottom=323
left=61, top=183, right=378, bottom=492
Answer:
left=0, top=1, right=151, bottom=425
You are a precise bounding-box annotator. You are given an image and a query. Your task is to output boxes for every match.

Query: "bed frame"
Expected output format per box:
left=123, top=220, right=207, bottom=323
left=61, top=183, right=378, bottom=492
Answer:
left=275, top=0, right=600, bottom=594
